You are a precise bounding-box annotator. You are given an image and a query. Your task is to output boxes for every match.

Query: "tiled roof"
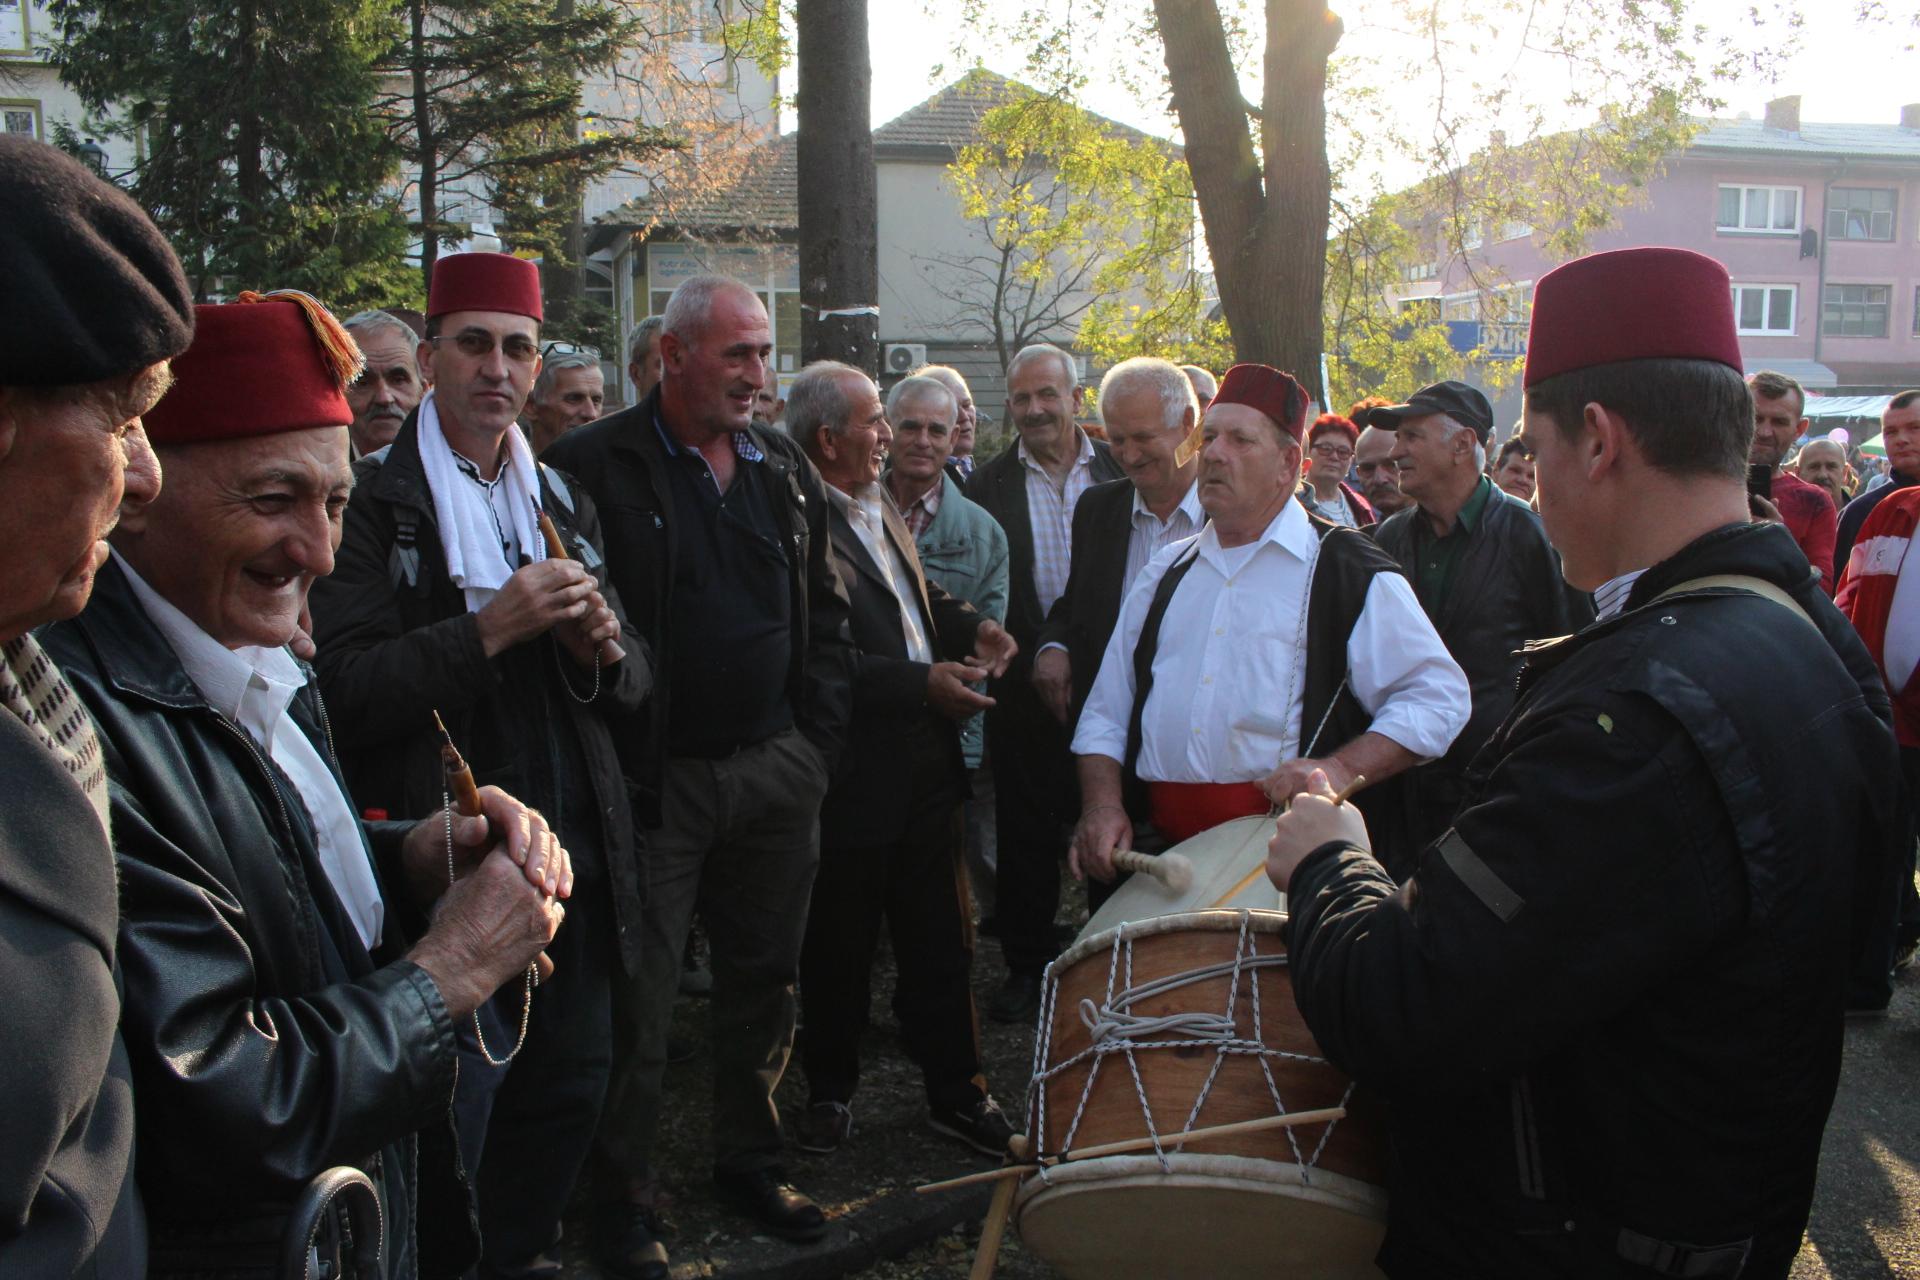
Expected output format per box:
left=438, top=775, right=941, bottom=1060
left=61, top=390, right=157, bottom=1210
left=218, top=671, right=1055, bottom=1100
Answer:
left=597, top=132, right=798, bottom=231
left=1689, top=118, right=1920, bottom=161
left=597, top=69, right=1175, bottom=232
left=872, top=68, right=1166, bottom=154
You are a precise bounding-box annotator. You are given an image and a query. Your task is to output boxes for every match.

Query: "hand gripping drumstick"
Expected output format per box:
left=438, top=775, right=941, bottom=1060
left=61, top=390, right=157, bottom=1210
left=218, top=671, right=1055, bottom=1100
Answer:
left=435, top=711, right=555, bottom=983
left=1110, top=848, right=1194, bottom=894
left=1208, top=773, right=1366, bottom=910
left=536, top=511, right=627, bottom=666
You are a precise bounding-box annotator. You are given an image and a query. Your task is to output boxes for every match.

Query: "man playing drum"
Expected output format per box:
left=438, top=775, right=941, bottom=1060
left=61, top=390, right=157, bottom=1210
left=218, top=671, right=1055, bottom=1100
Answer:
left=1266, top=247, right=1906, bottom=1278
left=1068, top=362, right=1468, bottom=884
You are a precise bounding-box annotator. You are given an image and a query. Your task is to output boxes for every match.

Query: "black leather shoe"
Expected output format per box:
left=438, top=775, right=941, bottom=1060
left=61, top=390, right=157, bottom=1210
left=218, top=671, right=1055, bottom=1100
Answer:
left=713, top=1166, right=828, bottom=1242
left=589, top=1202, right=670, bottom=1280
left=986, top=971, right=1042, bottom=1024
left=929, top=1095, right=1019, bottom=1157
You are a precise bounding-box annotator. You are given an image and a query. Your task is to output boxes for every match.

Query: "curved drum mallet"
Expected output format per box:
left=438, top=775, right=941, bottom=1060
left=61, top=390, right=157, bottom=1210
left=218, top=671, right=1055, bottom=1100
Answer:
left=1111, top=848, right=1195, bottom=894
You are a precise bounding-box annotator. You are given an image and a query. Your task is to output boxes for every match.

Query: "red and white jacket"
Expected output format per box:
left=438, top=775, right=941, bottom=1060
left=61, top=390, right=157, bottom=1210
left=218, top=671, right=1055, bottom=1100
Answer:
left=1836, top=485, right=1920, bottom=747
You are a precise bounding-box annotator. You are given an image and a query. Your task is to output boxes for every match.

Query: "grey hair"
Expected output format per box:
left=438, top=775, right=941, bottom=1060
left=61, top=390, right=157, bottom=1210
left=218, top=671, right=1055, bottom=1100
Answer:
left=1099, top=356, right=1196, bottom=431
left=887, top=374, right=956, bottom=421
left=1179, top=364, right=1218, bottom=403
left=915, top=364, right=974, bottom=407
left=1007, top=343, right=1078, bottom=392
left=627, top=314, right=664, bottom=365
left=662, top=274, right=764, bottom=341
left=1436, top=414, right=1487, bottom=472
left=786, top=360, right=867, bottom=442
left=344, top=309, right=420, bottom=369
left=530, top=351, right=600, bottom=404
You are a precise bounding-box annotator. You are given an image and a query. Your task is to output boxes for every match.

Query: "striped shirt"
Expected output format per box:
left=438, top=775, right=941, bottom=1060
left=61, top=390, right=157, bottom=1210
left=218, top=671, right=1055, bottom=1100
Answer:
left=1021, top=428, right=1102, bottom=616
left=1593, top=569, right=1648, bottom=620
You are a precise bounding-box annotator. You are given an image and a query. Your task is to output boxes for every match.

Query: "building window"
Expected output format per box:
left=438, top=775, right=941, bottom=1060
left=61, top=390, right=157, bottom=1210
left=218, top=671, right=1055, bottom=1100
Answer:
left=1, top=102, right=38, bottom=138
left=1731, top=284, right=1796, bottom=336
left=1826, top=187, right=1896, bottom=242
left=0, top=1, right=26, bottom=52
left=1716, top=184, right=1801, bottom=234
left=1822, top=284, right=1891, bottom=338
left=1440, top=293, right=1479, bottom=322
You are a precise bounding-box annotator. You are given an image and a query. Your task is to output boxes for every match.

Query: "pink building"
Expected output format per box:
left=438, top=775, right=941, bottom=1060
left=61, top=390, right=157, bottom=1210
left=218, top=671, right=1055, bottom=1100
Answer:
left=1398, top=97, right=1920, bottom=425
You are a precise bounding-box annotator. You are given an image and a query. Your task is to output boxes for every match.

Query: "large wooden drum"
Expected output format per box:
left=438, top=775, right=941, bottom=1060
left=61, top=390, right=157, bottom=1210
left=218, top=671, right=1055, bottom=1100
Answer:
left=1016, top=910, right=1387, bottom=1279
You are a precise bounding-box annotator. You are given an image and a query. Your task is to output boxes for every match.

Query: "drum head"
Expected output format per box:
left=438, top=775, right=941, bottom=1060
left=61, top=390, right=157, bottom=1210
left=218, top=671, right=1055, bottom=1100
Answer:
left=1016, top=1153, right=1386, bottom=1280
left=1081, top=814, right=1281, bottom=940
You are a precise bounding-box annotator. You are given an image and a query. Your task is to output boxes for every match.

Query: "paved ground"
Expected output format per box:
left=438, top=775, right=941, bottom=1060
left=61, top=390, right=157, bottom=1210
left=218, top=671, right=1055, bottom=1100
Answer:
left=561, top=924, right=1920, bottom=1279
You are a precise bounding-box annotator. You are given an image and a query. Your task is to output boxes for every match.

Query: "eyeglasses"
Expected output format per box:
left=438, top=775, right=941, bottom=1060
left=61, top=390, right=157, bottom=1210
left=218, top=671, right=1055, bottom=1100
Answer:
left=541, top=340, right=601, bottom=361
left=432, top=331, right=541, bottom=363
left=1310, top=444, right=1354, bottom=462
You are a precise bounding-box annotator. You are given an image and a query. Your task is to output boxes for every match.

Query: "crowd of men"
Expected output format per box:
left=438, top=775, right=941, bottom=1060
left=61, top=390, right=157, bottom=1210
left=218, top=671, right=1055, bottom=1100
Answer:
left=4, top=129, right=1918, bottom=1280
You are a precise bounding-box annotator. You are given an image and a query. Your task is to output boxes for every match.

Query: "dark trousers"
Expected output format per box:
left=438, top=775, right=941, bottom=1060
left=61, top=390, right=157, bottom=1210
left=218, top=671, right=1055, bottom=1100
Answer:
left=1901, top=745, right=1920, bottom=938
left=594, top=727, right=826, bottom=1186
left=452, top=863, right=615, bottom=1271
left=986, top=680, right=1077, bottom=976
left=800, top=733, right=984, bottom=1113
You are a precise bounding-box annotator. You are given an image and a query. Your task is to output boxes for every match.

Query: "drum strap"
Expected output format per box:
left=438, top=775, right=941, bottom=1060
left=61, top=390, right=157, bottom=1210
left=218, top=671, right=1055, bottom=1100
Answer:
left=1123, top=543, right=1204, bottom=788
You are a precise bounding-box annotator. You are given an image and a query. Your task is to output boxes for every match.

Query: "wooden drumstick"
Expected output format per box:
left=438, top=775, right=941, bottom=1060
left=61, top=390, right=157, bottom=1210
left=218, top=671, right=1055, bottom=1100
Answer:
left=1111, top=848, right=1194, bottom=893
left=537, top=511, right=627, bottom=665
left=968, top=1133, right=1030, bottom=1280
left=1208, top=774, right=1366, bottom=909
left=435, top=711, right=555, bottom=983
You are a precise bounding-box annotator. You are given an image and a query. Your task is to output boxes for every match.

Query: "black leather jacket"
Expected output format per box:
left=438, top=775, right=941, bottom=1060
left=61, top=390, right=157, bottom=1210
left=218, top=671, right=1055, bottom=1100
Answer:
left=42, top=558, right=477, bottom=1279
left=310, top=416, right=650, bottom=969
left=1284, top=522, right=1904, bottom=1279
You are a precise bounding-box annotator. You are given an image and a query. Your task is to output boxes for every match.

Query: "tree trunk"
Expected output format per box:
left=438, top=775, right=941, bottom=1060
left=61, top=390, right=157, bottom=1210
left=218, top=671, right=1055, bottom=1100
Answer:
left=795, top=0, right=878, bottom=374
left=1154, top=0, right=1339, bottom=381
left=410, top=0, right=440, bottom=297
left=543, top=0, right=584, bottom=315
left=234, top=0, right=264, bottom=222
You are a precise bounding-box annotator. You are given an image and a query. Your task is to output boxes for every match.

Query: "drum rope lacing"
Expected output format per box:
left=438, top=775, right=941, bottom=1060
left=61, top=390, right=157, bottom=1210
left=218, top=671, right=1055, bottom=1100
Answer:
left=1029, top=911, right=1355, bottom=1182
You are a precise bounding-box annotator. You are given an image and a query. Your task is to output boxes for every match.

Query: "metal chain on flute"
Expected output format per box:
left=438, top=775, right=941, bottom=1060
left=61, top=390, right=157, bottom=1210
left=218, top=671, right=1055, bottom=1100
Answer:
left=435, top=709, right=535, bottom=1066
left=538, top=509, right=618, bottom=705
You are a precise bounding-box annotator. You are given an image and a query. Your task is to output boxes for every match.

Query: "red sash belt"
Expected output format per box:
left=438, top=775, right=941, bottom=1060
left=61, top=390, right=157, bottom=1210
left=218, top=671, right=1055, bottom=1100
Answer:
left=1147, top=781, right=1269, bottom=845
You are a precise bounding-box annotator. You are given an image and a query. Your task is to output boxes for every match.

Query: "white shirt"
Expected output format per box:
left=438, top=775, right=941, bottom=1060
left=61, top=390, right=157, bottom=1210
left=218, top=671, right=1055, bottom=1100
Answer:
left=119, top=556, right=386, bottom=951
left=1072, top=500, right=1470, bottom=783
left=827, top=482, right=936, bottom=664
left=1020, top=428, right=1102, bottom=616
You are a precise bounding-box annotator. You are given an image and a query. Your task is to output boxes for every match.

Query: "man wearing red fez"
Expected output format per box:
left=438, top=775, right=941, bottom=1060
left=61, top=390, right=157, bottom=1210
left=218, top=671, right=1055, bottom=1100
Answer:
left=1068, top=361, right=1468, bottom=890
left=42, top=292, right=571, bottom=1278
left=1267, top=246, right=1905, bottom=1279
left=309, top=253, right=651, bottom=1277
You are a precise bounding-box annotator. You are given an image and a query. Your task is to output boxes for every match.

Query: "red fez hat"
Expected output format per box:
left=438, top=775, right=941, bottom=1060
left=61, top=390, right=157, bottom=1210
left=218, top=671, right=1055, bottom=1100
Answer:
left=1524, top=246, right=1742, bottom=388
left=428, top=252, right=543, bottom=322
left=1212, top=363, right=1310, bottom=440
left=143, top=292, right=357, bottom=446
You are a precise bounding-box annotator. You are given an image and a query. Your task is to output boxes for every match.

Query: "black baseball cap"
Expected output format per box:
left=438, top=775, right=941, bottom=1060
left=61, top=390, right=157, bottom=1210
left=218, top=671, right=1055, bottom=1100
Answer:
left=1360, top=380, right=1495, bottom=444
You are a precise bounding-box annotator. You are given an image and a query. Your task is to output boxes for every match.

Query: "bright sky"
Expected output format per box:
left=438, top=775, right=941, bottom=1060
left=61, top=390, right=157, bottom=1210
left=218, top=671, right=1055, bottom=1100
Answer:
left=862, top=0, right=1918, bottom=196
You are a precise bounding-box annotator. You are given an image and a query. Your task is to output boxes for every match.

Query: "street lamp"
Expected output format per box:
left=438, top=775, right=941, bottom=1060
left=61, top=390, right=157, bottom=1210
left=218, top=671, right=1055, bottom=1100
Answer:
left=76, top=137, right=107, bottom=176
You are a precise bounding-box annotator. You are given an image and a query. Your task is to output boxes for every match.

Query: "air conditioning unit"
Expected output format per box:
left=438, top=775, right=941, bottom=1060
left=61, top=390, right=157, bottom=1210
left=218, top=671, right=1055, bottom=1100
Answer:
left=883, top=343, right=927, bottom=375
left=1074, top=353, right=1091, bottom=383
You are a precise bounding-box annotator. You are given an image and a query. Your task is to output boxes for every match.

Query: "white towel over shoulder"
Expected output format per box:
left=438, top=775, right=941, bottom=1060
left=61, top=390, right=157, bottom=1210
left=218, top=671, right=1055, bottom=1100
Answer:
left=415, top=390, right=546, bottom=613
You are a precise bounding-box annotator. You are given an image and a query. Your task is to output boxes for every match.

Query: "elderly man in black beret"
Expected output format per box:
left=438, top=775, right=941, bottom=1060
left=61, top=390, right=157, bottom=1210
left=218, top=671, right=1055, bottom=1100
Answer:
left=0, top=133, right=192, bottom=1278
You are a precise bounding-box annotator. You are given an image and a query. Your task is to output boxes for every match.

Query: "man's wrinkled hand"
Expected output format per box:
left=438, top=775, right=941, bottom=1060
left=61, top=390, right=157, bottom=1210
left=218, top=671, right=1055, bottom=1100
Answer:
left=1031, top=646, right=1072, bottom=725
left=970, top=619, right=1019, bottom=680
left=1068, top=804, right=1132, bottom=884
left=1266, top=769, right=1370, bottom=894
left=555, top=587, right=619, bottom=669
left=409, top=848, right=564, bottom=1018
left=402, top=785, right=572, bottom=907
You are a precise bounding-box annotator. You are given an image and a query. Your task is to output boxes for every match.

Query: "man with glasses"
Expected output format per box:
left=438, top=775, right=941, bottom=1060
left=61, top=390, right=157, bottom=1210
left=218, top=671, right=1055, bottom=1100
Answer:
left=1352, top=420, right=1410, bottom=519
left=311, top=252, right=650, bottom=1280
left=524, top=343, right=605, bottom=455
left=1368, top=381, right=1591, bottom=855
left=1297, top=413, right=1376, bottom=527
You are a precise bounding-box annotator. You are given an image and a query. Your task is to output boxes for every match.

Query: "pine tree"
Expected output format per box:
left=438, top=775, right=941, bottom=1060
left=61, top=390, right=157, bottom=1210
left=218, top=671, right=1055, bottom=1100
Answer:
left=49, top=0, right=419, bottom=311
left=383, top=0, right=678, bottom=309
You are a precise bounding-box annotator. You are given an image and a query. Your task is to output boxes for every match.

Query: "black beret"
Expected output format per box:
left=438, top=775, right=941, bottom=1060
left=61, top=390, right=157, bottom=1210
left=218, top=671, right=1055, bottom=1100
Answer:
left=0, top=135, right=194, bottom=387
